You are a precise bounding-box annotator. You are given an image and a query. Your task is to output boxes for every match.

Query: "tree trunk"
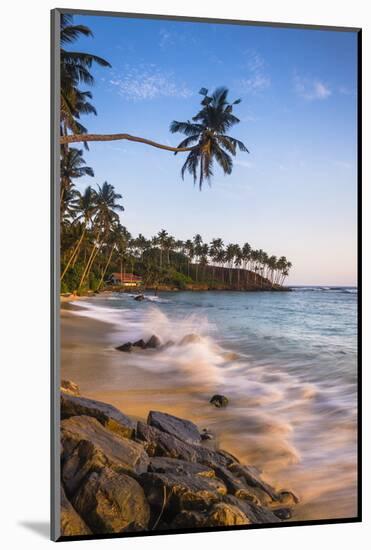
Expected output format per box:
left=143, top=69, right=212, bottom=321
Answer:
left=98, top=246, right=114, bottom=290
left=61, top=225, right=87, bottom=280
left=60, top=132, right=198, bottom=152
left=79, top=243, right=99, bottom=290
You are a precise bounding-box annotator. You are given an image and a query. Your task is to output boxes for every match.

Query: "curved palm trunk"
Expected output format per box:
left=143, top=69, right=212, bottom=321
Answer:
left=60, top=132, right=197, bottom=152
left=79, top=243, right=99, bottom=290
left=98, top=246, right=115, bottom=290
left=61, top=225, right=87, bottom=280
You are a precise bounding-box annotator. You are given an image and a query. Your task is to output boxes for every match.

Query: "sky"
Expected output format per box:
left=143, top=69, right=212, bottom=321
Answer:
left=65, top=14, right=358, bottom=286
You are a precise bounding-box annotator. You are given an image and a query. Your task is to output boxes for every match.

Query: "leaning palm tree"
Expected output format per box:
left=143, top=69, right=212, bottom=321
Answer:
left=78, top=182, right=124, bottom=290
left=61, top=186, right=97, bottom=280
left=60, top=14, right=111, bottom=139
left=170, top=87, right=249, bottom=189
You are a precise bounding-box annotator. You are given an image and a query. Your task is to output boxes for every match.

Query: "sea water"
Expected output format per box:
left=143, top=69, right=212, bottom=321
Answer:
left=72, top=287, right=358, bottom=520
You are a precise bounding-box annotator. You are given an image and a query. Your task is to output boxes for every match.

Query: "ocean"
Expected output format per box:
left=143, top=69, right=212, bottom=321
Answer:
left=71, top=287, right=358, bottom=520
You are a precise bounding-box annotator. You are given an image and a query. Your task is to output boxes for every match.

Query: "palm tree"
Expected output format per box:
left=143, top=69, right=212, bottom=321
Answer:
left=61, top=186, right=97, bottom=280
left=60, top=14, right=111, bottom=140
left=209, top=238, right=224, bottom=281
left=78, top=182, right=124, bottom=290
left=183, top=240, right=194, bottom=276
left=156, top=230, right=169, bottom=268
left=170, top=87, right=249, bottom=189
left=60, top=147, right=94, bottom=204
left=193, top=234, right=203, bottom=281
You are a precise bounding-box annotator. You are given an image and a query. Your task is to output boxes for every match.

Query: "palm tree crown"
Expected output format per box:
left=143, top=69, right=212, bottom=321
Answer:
left=170, top=87, right=249, bottom=189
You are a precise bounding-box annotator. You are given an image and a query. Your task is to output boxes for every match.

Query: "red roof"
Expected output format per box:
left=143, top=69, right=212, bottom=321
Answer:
left=111, top=273, right=142, bottom=282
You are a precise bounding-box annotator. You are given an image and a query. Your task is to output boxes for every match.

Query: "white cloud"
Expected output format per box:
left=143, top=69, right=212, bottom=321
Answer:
left=236, top=50, right=271, bottom=95
left=294, top=76, right=332, bottom=100
left=159, top=29, right=173, bottom=49
left=239, top=74, right=271, bottom=94
left=109, top=65, right=193, bottom=101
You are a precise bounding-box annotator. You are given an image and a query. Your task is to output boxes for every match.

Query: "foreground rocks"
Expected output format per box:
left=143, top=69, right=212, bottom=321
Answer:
left=60, top=381, right=298, bottom=537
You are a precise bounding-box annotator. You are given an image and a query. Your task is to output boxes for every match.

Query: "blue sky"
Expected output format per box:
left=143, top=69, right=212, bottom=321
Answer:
left=66, top=14, right=358, bottom=285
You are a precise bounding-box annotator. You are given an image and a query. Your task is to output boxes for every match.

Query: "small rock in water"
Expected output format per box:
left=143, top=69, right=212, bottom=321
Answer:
left=134, top=294, right=145, bottom=301
left=133, top=339, right=146, bottom=349
left=116, top=342, right=133, bottom=352
left=145, top=335, right=161, bottom=349
left=201, top=428, right=214, bottom=441
left=210, top=394, right=229, bottom=408
left=274, top=508, right=292, bottom=520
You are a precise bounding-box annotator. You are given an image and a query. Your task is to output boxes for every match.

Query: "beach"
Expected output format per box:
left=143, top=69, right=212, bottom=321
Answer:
left=61, top=288, right=358, bottom=522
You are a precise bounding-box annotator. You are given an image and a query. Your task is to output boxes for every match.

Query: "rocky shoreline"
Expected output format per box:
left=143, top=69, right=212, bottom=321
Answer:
left=60, top=380, right=298, bottom=537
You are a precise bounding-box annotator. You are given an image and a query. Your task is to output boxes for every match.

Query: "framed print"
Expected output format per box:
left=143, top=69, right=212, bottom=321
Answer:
left=51, top=8, right=361, bottom=542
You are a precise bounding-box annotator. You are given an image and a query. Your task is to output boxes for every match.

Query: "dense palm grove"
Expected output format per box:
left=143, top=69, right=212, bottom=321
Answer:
left=60, top=15, right=292, bottom=293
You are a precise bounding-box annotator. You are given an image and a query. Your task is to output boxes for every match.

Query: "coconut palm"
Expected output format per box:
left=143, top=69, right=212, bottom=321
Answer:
left=170, top=87, right=249, bottom=189
left=78, top=182, right=124, bottom=289
left=60, top=14, right=111, bottom=139
left=61, top=186, right=97, bottom=280
left=60, top=147, right=94, bottom=204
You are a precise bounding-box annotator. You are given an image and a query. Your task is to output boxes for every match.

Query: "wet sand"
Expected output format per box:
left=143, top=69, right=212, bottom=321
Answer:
left=60, top=303, right=357, bottom=522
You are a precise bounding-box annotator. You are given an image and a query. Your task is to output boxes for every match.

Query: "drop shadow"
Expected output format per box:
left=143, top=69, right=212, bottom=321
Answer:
left=18, top=521, right=50, bottom=539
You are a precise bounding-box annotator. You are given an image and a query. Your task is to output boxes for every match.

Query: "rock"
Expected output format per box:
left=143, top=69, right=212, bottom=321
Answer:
left=61, top=416, right=149, bottom=492
left=179, top=333, right=203, bottom=345
left=223, top=495, right=281, bottom=524
left=61, top=393, right=136, bottom=439
left=201, top=430, right=214, bottom=441
left=61, top=380, right=80, bottom=397
left=210, top=395, right=229, bottom=408
left=136, top=422, right=230, bottom=468
left=133, top=339, right=146, bottom=349
left=116, top=342, right=133, bottom=352
left=139, top=471, right=227, bottom=517
left=274, top=508, right=292, bottom=520
left=228, top=463, right=278, bottom=501
left=148, top=457, right=215, bottom=478
left=170, top=510, right=207, bottom=529
left=278, top=490, right=299, bottom=506
left=134, top=294, right=145, bottom=301
left=148, top=410, right=201, bottom=445
left=206, top=502, right=250, bottom=526
left=145, top=335, right=161, bottom=349
left=61, top=485, right=91, bottom=536
left=73, top=468, right=150, bottom=534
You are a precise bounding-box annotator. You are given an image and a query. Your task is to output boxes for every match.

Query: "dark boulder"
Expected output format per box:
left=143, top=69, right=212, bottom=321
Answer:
left=145, top=335, right=161, bottom=349
left=61, top=485, right=91, bottom=536
left=61, top=416, right=149, bottom=488
left=223, top=495, right=281, bottom=524
left=274, top=508, right=293, bottom=520
left=147, top=410, right=201, bottom=445
left=133, top=339, right=146, bottom=349
left=148, top=456, right=215, bottom=478
left=134, top=294, right=145, bottom=301
left=61, top=393, right=136, bottom=439
left=206, top=502, right=250, bottom=526
left=136, top=421, right=231, bottom=468
left=139, top=471, right=227, bottom=517
left=73, top=467, right=150, bottom=533
left=116, top=342, right=133, bottom=352
left=228, top=463, right=278, bottom=501
left=210, top=395, right=229, bottom=408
